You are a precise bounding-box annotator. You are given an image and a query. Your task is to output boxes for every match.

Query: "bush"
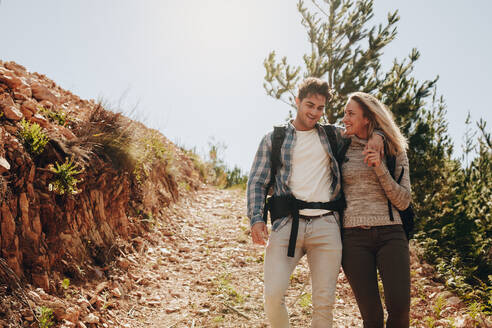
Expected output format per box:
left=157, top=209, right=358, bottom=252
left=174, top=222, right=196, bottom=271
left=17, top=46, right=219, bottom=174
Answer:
left=48, top=157, right=84, bottom=195
left=207, top=139, right=248, bottom=189
left=72, top=103, right=138, bottom=172
left=179, top=139, right=249, bottom=189
left=18, top=119, right=49, bottom=156
left=415, top=118, right=492, bottom=310
left=36, top=306, right=54, bottom=328
left=133, top=130, right=175, bottom=182
left=225, top=166, right=248, bottom=189
left=37, top=105, right=71, bottom=126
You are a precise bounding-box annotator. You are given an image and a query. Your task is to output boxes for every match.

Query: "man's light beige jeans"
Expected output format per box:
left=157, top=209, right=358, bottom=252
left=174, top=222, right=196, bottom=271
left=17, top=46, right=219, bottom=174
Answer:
left=264, top=214, right=342, bottom=328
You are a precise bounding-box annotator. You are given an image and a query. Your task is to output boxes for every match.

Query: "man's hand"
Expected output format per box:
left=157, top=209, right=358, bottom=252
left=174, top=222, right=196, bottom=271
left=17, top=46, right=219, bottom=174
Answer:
left=365, top=133, right=384, bottom=158
left=251, top=222, right=269, bottom=246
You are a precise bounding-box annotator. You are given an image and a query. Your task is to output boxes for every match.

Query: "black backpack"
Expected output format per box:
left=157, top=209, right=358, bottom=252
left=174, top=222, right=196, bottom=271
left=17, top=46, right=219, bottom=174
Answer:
left=386, top=155, right=415, bottom=240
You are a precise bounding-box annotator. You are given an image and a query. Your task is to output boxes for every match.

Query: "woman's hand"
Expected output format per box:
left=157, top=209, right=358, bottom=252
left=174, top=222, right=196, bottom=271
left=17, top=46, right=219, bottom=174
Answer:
left=362, top=148, right=381, bottom=167
left=365, top=133, right=384, bottom=158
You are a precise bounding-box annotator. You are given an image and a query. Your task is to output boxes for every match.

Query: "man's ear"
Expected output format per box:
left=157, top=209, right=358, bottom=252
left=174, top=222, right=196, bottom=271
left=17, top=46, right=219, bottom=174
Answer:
left=295, top=97, right=300, bottom=108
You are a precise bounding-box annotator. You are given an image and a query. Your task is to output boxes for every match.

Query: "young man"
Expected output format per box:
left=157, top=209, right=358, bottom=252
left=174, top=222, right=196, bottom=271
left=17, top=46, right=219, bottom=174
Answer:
left=247, top=77, right=383, bottom=328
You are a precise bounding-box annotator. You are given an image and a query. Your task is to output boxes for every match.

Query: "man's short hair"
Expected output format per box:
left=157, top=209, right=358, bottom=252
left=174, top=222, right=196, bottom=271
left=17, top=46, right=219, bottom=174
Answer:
left=297, top=77, right=332, bottom=102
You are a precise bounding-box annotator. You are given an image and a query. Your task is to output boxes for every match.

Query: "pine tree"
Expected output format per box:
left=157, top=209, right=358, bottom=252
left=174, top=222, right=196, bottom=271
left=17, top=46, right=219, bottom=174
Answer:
left=263, top=0, right=440, bottom=224
left=263, top=0, right=492, bottom=308
left=264, top=0, right=437, bottom=125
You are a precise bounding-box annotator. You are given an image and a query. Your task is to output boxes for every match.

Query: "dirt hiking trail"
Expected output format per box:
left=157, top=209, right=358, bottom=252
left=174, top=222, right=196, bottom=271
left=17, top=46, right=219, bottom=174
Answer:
left=104, top=188, right=484, bottom=328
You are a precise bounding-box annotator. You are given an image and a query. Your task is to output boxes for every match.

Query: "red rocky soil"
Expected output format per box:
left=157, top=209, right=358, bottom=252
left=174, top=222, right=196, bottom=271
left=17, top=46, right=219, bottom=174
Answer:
left=2, top=187, right=491, bottom=327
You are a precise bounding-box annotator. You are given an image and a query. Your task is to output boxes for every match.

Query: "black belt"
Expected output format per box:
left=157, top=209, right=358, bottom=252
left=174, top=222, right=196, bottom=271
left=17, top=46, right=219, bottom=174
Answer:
left=267, top=195, right=345, bottom=257
left=299, top=212, right=333, bottom=220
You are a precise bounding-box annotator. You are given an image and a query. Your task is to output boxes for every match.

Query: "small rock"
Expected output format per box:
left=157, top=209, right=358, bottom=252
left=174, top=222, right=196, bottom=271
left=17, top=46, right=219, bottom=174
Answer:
left=178, top=246, right=191, bottom=252
left=0, top=67, right=23, bottom=89
left=111, top=287, right=122, bottom=298
left=21, top=99, right=38, bottom=115
left=60, top=306, right=80, bottom=323
left=447, top=296, right=461, bottom=307
left=38, top=100, right=54, bottom=110
left=0, top=157, right=10, bottom=174
left=165, top=307, right=180, bottom=314
left=159, top=247, right=171, bottom=255
left=60, top=320, right=76, bottom=328
left=454, top=316, right=467, bottom=328
left=4, top=61, right=27, bottom=76
left=31, top=82, right=58, bottom=104
left=89, top=295, right=104, bottom=309
left=117, top=258, right=130, bottom=270
left=29, top=113, right=49, bottom=128
left=95, top=281, right=108, bottom=295
left=3, top=125, right=17, bottom=135
left=0, top=100, right=23, bottom=122
left=83, top=313, right=99, bottom=324
left=27, top=290, right=42, bottom=303
left=438, top=291, right=454, bottom=299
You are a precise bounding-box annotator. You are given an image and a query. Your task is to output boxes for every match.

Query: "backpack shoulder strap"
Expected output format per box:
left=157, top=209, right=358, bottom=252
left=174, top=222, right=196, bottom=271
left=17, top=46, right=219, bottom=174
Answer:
left=386, top=154, right=396, bottom=178
left=271, top=125, right=286, bottom=178
left=262, top=125, right=286, bottom=223
left=386, top=154, right=397, bottom=221
left=323, top=125, right=338, bottom=158
left=323, top=125, right=350, bottom=165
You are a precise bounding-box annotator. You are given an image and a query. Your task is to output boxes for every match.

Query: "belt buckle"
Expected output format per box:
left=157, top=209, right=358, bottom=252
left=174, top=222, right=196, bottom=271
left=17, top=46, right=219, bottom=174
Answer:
left=322, top=211, right=332, bottom=218
left=359, top=225, right=372, bottom=230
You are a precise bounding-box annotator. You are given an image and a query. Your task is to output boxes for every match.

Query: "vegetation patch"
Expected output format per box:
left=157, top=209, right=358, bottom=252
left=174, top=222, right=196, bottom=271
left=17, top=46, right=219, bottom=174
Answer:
left=37, top=105, right=71, bottom=126
left=18, top=119, right=49, bottom=156
left=36, top=306, right=54, bottom=328
left=48, top=157, right=84, bottom=195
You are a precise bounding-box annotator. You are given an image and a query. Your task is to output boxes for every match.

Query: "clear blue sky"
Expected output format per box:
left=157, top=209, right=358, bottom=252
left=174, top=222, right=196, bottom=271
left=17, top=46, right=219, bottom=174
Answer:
left=1, top=1, right=490, bottom=172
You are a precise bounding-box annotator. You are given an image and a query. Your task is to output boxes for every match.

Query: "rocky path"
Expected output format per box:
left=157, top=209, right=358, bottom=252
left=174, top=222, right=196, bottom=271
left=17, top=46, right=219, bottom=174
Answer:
left=111, top=187, right=362, bottom=327
left=105, top=187, right=487, bottom=328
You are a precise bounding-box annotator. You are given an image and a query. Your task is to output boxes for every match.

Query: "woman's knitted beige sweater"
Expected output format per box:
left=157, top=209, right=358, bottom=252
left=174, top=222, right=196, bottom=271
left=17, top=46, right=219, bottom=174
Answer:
left=342, top=136, right=412, bottom=228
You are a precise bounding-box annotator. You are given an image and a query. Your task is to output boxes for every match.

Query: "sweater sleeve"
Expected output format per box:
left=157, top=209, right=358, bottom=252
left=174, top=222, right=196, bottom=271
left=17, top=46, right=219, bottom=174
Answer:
left=372, top=151, right=412, bottom=210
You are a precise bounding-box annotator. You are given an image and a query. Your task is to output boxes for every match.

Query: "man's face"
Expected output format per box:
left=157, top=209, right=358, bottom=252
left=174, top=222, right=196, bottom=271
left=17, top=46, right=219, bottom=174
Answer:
left=293, top=93, right=326, bottom=131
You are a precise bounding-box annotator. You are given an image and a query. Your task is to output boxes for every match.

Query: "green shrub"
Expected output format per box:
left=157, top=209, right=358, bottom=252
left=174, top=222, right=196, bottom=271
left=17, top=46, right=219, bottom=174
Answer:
left=415, top=118, right=492, bottom=310
left=61, top=278, right=70, bottom=290
left=36, top=306, right=54, bottom=328
left=48, top=157, right=84, bottom=195
left=204, top=138, right=249, bottom=189
left=37, top=105, right=70, bottom=126
left=133, top=130, right=174, bottom=182
left=18, top=119, right=49, bottom=156
left=225, top=166, right=248, bottom=189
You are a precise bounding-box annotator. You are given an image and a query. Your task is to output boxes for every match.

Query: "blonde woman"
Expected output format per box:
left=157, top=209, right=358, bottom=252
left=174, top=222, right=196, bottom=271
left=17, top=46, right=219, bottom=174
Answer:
left=341, top=92, right=411, bottom=328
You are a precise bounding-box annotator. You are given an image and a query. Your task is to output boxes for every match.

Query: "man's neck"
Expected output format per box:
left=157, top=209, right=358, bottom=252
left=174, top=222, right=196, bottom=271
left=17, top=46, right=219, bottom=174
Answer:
left=291, top=119, right=315, bottom=131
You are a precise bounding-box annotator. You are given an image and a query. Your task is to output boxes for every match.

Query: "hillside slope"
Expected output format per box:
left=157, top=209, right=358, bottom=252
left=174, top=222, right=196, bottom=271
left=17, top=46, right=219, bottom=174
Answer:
left=0, top=60, right=207, bottom=326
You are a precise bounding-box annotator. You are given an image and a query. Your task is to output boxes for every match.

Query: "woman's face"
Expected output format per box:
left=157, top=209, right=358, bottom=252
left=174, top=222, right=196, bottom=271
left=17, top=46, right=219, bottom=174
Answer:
left=342, top=100, right=370, bottom=139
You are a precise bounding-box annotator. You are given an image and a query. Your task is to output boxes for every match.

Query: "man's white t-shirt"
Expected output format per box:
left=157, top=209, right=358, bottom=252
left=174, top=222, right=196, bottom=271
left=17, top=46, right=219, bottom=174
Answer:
left=290, top=129, right=333, bottom=216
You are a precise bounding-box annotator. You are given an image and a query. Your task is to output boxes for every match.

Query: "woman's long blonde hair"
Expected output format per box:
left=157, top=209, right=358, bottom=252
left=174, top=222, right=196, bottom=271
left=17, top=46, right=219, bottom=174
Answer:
left=347, top=92, right=408, bottom=156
